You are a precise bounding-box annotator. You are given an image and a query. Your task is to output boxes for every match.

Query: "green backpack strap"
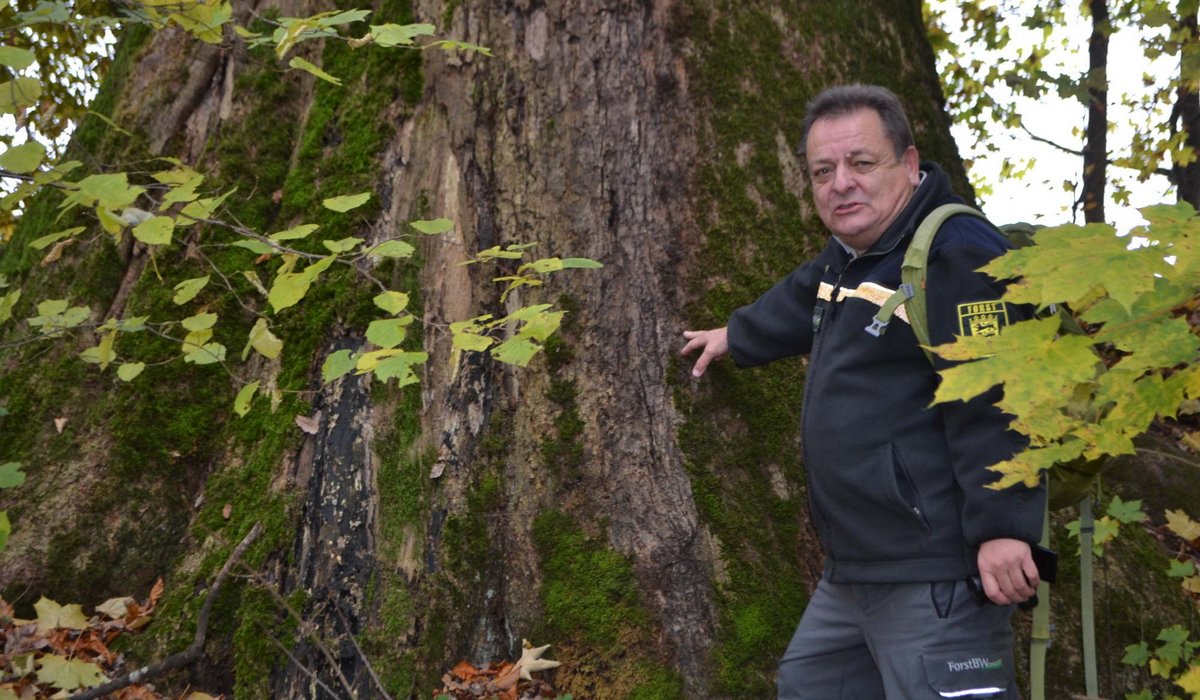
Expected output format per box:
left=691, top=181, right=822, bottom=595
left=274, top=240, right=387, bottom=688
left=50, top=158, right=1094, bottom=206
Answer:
left=865, top=203, right=987, bottom=358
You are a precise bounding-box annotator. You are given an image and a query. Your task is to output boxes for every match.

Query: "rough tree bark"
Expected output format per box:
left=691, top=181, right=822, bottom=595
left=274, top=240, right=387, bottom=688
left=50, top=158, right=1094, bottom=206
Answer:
left=4, top=1, right=1194, bottom=699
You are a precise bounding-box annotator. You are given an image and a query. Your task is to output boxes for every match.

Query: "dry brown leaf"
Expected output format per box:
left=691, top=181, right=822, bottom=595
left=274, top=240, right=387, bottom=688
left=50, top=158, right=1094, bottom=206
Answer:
left=148, top=577, right=164, bottom=608
left=489, top=663, right=521, bottom=691
left=294, top=415, right=319, bottom=434
left=41, top=237, right=76, bottom=266
left=96, top=597, right=134, bottom=620
left=450, top=659, right=479, bottom=680
left=222, top=503, right=232, bottom=519
left=53, top=417, right=67, bottom=433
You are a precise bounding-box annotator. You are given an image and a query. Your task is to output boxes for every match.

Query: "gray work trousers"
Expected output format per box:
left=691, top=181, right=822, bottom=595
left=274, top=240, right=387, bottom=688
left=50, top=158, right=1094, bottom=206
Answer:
left=777, top=578, right=1019, bottom=699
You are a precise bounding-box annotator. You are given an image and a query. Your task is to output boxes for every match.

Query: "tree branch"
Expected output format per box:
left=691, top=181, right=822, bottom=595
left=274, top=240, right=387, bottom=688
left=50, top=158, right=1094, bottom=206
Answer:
left=69, top=522, right=264, bottom=700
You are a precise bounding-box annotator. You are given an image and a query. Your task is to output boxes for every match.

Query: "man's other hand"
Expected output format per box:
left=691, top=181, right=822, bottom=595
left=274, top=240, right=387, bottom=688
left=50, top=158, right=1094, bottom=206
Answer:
left=977, top=538, right=1038, bottom=605
left=681, top=327, right=729, bottom=378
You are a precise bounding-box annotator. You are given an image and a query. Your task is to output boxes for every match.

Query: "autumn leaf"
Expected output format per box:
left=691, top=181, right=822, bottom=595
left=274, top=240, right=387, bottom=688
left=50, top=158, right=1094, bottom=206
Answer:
left=34, top=596, right=88, bottom=634
left=516, top=639, right=561, bottom=680
left=295, top=415, right=319, bottom=434
left=36, top=654, right=107, bottom=690
left=1176, top=664, right=1200, bottom=699
left=95, top=597, right=134, bottom=619
left=1165, top=509, right=1200, bottom=541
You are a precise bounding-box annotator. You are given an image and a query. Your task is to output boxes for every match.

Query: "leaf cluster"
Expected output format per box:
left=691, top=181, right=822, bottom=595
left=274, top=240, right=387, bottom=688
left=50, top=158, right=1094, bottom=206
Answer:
left=932, top=202, right=1200, bottom=491
left=0, top=580, right=215, bottom=698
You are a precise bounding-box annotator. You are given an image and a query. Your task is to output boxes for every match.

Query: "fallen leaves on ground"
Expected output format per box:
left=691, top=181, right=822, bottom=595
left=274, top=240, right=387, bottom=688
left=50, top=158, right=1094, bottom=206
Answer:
left=433, top=639, right=568, bottom=700
left=0, top=579, right=219, bottom=698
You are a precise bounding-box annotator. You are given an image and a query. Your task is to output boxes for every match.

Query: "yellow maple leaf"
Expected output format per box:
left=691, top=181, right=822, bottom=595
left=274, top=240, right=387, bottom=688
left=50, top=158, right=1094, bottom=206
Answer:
left=1165, top=509, right=1200, bottom=541
left=1176, top=663, right=1200, bottom=699
left=36, top=654, right=107, bottom=690
left=1184, top=576, right=1200, bottom=596
left=33, top=596, right=88, bottom=634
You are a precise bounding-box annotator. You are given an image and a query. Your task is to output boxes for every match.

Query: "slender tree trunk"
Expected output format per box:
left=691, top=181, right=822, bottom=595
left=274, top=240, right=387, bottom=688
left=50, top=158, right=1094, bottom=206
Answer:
left=1083, top=0, right=1109, bottom=223
left=1173, top=6, right=1200, bottom=209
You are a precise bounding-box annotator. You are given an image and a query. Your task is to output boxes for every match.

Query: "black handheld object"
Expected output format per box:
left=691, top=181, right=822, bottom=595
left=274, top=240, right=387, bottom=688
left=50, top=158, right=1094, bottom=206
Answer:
left=968, top=544, right=1058, bottom=610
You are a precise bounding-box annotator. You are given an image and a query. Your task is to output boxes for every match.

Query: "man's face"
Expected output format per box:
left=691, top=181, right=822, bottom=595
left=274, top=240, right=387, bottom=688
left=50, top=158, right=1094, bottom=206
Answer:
left=805, top=109, right=920, bottom=254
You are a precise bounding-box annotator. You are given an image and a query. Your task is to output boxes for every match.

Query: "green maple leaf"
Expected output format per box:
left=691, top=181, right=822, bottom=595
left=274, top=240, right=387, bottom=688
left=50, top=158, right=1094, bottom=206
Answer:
left=1167, top=560, right=1196, bottom=578
left=1100, top=373, right=1186, bottom=439
left=1123, top=641, right=1151, bottom=667
left=990, top=222, right=1170, bottom=311
left=933, top=317, right=1098, bottom=417
left=1093, top=310, right=1199, bottom=373
left=0, top=462, right=25, bottom=488
left=1106, top=495, right=1146, bottom=524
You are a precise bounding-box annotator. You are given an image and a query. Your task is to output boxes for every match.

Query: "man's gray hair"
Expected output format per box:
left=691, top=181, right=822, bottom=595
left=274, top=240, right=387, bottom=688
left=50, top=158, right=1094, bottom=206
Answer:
left=798, top=85, right=915, bottom=163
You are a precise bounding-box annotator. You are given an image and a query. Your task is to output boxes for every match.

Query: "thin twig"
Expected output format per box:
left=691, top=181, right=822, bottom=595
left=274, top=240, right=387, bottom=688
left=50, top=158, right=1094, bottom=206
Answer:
left=1134, top=446, right=1200, bottom=469
left=335, top=606, right=395, bottom=700
left=268, top=634, right=342, bottom=699
left=237, top=563, right=359, bottom=699
left=69, top=522, right=264, bottom=700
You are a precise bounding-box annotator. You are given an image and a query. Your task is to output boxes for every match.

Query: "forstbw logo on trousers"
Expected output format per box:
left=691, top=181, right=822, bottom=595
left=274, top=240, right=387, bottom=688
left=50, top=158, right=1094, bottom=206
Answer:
left=946, top=657, right=1003, bottom=672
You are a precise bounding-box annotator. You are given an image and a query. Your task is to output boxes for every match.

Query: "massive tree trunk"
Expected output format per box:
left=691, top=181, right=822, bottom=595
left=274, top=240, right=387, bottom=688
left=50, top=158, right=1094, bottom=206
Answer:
left=1, top=1, right=1195, bottom=698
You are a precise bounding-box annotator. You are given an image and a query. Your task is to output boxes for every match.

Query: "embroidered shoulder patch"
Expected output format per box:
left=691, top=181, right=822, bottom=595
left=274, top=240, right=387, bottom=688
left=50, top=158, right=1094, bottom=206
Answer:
left=957, top=300, right=1008, bottom=337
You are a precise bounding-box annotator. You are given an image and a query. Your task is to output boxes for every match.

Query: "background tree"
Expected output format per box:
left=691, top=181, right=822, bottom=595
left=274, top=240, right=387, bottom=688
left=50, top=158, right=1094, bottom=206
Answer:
left=1, top=1, right=1197, bottom=699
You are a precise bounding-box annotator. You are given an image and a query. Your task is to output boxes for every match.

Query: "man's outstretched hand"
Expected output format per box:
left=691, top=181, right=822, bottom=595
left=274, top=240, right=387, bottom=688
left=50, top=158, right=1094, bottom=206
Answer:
left=681, top=327, right=729, bottom=378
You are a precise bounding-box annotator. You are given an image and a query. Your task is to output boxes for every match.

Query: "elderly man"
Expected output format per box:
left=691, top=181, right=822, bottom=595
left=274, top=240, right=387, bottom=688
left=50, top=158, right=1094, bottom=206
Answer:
left=681, top=85, right=1045, bottom=699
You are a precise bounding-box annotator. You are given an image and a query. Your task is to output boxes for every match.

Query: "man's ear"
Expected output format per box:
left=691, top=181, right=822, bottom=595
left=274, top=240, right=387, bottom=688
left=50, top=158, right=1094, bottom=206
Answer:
left=903, top=146, right=920, bottom=186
